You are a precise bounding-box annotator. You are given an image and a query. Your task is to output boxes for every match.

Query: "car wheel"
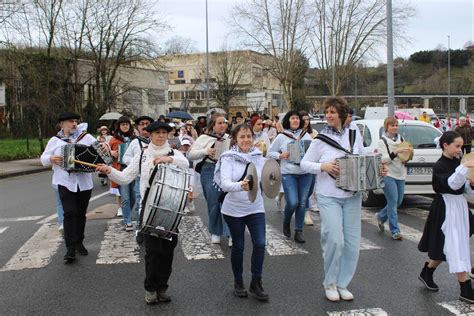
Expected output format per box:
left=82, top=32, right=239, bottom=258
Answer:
left=362, top=191, right=386, bottom=207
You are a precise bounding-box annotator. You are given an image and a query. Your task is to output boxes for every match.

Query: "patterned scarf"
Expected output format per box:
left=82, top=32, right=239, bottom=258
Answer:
left=213, top=145, right=262, bottom=191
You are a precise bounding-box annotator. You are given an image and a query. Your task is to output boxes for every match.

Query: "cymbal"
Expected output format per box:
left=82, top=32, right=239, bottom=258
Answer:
left=461, top=152, right=474, bottom=181
left=261, top=159, right=282, bottom=199
left=245, top=163, right=258, bottom=203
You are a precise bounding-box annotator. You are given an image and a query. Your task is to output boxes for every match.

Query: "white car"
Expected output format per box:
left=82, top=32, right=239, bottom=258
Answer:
left=354, top=119, right=442, bottom=206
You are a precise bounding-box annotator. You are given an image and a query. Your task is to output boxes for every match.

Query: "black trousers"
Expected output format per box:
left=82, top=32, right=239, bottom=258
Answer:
left=58, top=185, right=92, bottom=248
left=144, top=234, right=178, bottom=292
left=462, top=145, right=472, bottom=154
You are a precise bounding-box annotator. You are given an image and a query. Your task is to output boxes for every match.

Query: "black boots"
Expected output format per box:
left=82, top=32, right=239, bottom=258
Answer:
left=460, top=279, right=474, bottom=304
left=249, top=277, right=269, bottom=302
left=294, top=230, right=305, bottom=243
left=234, top=281, right=248, bottom=298
left=64, top=247, right=76, bottom=263
left=283, top=223, right=291, bottom=238
left=75, top=243, right=88, bottom=256
left=418, top=262, right=439, bottom=291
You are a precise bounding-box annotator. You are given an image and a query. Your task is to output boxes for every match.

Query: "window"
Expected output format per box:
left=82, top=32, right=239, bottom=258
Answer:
left=174, top=79, right=186, bottom=84
left=396, top=125, right=441, bottom=149
left=190, top=79, right=202, bottom=84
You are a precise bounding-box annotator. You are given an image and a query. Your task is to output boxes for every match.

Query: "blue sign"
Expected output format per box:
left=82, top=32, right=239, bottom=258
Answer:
left=178, top=70, right=184, bottom=78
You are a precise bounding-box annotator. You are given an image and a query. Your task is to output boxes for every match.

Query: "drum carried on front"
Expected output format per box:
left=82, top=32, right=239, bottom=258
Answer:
left=139, top=164, right=190, bottom=240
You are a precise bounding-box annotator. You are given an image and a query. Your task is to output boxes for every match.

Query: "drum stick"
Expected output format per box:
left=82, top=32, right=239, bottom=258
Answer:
left=71, top=159, right=99, bottom=168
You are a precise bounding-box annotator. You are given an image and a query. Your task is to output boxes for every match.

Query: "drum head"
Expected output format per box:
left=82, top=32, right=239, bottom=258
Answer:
left=261, top=159, right=282, bottom=199
left=461, top=152, right=474, bottom=180
left=246, top=163, right=258, bottom=203
left=396, top=142, right=414, bottom=163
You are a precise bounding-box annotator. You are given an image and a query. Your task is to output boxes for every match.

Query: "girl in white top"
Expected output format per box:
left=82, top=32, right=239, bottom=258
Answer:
left=213, top=124, right=268, bottom=301
left=300, top=97, right=366, bottom=302
left=251, top=116, right=270, bottom=151
left=96, top=121, right=188, bottom=305
left=375, top=117, right=411, bottom=240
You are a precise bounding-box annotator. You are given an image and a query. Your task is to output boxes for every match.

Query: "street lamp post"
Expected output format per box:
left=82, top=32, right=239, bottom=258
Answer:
left=447, top=35, right=451, bottom=116
left=386, top=0, right=395, bottom=117
left=205, top=0, right=210, bottom=113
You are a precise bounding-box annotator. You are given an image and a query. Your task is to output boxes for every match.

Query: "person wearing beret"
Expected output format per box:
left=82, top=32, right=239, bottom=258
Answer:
left=96, top=121, right=189, bottom=305
left=40, top=112, right=97, bottom=263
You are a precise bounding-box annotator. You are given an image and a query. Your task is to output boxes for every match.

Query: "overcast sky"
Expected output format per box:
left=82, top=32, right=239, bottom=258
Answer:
left=158, top=0, right=473, bottom=62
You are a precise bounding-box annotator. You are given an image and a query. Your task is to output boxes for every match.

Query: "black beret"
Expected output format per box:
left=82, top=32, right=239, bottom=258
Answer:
left=145, top=121, right=172, bottom=133
left=58, top=112, right=81, bottom=123
left=135, top=115, right=154, bottom=125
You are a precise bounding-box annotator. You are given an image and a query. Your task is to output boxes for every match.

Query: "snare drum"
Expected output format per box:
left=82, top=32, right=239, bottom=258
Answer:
left=139, top=164, right=190, bottom=240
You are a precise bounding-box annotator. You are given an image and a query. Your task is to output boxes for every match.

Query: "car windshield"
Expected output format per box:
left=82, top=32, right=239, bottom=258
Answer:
left=378, top=125, right=442, bottom=149
left=311, top=121, right=327, bottom=132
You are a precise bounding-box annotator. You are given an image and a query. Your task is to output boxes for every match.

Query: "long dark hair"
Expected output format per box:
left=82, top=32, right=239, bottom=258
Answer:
left=439, top=130, right=462, bottom=150
left=299, top=110, right=313, bottom=134
left=114, top=116, right=134, bottom=141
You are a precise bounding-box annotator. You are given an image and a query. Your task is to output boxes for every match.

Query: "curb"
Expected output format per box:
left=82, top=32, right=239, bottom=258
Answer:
left=0, top=167, right=50, bottom=179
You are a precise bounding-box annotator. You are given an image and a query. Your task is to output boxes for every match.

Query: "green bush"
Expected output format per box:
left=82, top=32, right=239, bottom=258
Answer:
left=0, top=138, right=43, bottom=161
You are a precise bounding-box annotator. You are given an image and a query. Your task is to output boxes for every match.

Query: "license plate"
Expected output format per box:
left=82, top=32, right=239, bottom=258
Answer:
left=407, top=167, right=432, bottom=175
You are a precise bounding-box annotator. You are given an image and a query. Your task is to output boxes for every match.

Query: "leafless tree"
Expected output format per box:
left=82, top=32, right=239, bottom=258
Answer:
left=309, top=0, right=414, bottom=95
left=230, top=0, right=313, bottom=109
left=210, top=48, right=246, bottom=113
left=162, top=36, right=198, bottom=55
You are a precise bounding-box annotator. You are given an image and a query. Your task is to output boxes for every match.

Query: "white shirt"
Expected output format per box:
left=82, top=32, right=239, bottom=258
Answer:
left=218, top=151, right=265, bottom=217
left=300, top=122, right=364, bottom=198
left=377, top=134, right=407, bottom=180
left=41, top=128, right=97, bottom=192
left=188, top=133, right=229, bottom=163
left=122, top=137, right=149, bottom=166
left=107, top=143, right=189, bottom=200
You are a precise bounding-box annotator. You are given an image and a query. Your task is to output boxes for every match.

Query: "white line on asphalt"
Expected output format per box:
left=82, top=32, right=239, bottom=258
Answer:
left=37, top=213, right=57, bottom=224
left=179, top=216, right=225, bottom=260
left=361, top=209, right=423, bottom=243
left=265, top=224, right=308, bottom=256
left=0, top=227, right=8, bottom=234
left=310, top=213, right=383, bottom=251
left=0, top=216, right=44, bottom=223
left=96, top=219, right=140, bottom=264
left=0, top=223, right=61, bottom=271
left=36, top=191, right=110, bottom=224
left=327, top=308, right=388, bottom=316
left=438, top=300, right=474, bottom=314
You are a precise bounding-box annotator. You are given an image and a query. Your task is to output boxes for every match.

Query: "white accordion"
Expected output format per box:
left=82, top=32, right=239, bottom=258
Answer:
left=335, top=154, right=384, bottom=192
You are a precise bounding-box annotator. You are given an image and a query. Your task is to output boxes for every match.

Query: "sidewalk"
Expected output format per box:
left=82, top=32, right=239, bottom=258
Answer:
left=0, top=158, right=50, bottom=179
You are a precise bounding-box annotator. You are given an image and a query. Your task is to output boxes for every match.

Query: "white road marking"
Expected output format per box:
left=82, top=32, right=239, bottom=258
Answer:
left=179, top=216, right=225, bottom=260
left=36, top=191, right=110, bottom=224
left=310, top=213, right=383, bottom=251
left=0, top=216, right=44, bottom=223
left=327, top=308, right=388, bottom=316
left=96, top=219, right=140, bottom=264
left=438, top=300, right=474, bottom=315
left=0, top=223, right=61, bottom=271
left=37, top=213, right=57, bottom=224
left=0, top=227, right=8, bottom=234
left=265, top=224, right=308, bottom=256
left=361, top=209, right=423, bottom=243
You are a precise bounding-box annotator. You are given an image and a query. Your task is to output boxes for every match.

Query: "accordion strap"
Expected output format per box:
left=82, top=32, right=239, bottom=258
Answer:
left=315, top=134, right=351, bottom=155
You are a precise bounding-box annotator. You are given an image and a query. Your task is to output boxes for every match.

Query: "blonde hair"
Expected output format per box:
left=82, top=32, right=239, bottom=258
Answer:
left=384, top=117, right=398, bottom=131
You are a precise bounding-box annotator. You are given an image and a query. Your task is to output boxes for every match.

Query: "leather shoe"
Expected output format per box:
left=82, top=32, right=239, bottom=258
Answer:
left=249, top=277, right=269, bottom=301
left=157, top=289, right=171, bottom=302
left=294, top=230, right=305, bottom=243
left=283, top=223, right=291, bottom=238
left=75, top=244, right=88, bottom=256
left=234, top=281, right=248, bottom=298
left=64, top=247, right=76, bottom=263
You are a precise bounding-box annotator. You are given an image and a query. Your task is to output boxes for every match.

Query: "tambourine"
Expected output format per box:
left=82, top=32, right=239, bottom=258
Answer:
left=396, top=141, right=414, bottom=163
left=461, top=152, right=474, bottom=181
left=254, top=140, right=268, bottom=156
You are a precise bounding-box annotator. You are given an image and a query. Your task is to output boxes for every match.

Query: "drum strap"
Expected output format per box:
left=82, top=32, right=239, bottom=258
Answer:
left=381, top=135, right=404, bottom=160
left=217, top=162, right=251, bottom=204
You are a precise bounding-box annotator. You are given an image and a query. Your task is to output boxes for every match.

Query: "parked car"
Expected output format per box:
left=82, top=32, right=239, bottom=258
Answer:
left=354, top=119, right=442, bottom=207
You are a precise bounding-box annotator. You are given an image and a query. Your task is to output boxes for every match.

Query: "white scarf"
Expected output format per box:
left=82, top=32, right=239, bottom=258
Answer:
left=141, top=142, right=173, bottom=178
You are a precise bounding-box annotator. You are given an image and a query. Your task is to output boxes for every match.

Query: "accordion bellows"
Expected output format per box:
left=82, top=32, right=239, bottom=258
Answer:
left=336, top=154, right=384, bottom=192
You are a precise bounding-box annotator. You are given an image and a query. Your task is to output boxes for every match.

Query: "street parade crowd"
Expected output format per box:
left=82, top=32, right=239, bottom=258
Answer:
left=40, top=97, right=474, bottom=305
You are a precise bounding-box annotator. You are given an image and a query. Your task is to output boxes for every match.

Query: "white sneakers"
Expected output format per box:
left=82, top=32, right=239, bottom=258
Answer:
left=211, top=235, right=221, bottom=244
left=324, top=284, right=354, bottom=301
left=116, top=207, right=123, bottom=217
left=304, top=211, right=314, bottom=226
left=228, top=237, right=233, bottom=248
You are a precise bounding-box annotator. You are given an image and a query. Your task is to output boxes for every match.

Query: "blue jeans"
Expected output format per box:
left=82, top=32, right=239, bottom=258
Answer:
left=377, top=176, right=405, bottom=234
left=131, top=178, right=141, bottom=222
left=200, top=162, right=228, bottom=236
left=317, top=193, right=362, bottom=288
left=224, top=213, right=266, bottom=282
left=282, top=173, right=313, bottom=230
left=119, top=181, right=136, bottom=225
left=52, top=184, right=64, bottom=224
